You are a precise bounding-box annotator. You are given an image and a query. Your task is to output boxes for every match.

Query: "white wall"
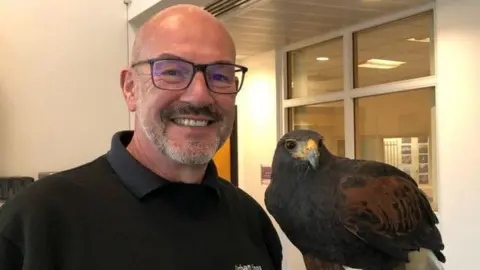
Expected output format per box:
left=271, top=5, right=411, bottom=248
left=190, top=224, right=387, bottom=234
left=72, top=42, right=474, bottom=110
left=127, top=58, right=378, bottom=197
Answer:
left=128, top=0, right=163, bottom=21
left=435, top=0, right=480, bottom=268
left=236, top=50, right=278, bottom=208
left=236, top=50, right=306, bottom=270
left=0, top=0, right=130, bottom=178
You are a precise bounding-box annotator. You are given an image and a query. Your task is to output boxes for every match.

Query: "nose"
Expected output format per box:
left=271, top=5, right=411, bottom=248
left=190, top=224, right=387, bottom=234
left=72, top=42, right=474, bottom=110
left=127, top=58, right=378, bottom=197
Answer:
left=180, top=72, right=214, bottom=106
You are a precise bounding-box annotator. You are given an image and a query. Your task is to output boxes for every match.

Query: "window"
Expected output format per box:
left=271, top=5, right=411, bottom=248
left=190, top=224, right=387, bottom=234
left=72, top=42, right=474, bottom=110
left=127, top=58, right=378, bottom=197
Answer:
left=354, top=87, right=437, bottom=210
left=353, top=11, right=434, bottom=88
left=287, top=101, right=345, bottom=156
left=282, top=9, right=437, bottom=210
left=287, top=37, right=343, bottom=98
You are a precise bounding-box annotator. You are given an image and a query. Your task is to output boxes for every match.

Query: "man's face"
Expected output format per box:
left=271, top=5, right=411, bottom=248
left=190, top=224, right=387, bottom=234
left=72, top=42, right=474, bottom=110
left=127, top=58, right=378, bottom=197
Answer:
left=131, top=18, right=239, bottom=165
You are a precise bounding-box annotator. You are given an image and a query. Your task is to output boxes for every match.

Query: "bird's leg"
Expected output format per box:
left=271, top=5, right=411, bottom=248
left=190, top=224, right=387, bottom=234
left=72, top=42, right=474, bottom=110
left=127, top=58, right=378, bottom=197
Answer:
left=303, top=254, right=345, bottom=270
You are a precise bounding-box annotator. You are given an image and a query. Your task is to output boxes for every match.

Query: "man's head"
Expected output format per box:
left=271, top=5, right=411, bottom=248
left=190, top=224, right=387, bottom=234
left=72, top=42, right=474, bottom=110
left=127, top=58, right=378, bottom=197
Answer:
left=120, top=4, right=246, bottom=165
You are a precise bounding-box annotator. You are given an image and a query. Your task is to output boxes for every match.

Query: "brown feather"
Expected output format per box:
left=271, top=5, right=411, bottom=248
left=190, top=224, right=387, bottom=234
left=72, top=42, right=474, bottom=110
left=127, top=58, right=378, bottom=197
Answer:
left=303, top=254, right=345, bottom=270
left=340, top=176, right=422, bottom=238
left=340, top=174, right=424, bottom=243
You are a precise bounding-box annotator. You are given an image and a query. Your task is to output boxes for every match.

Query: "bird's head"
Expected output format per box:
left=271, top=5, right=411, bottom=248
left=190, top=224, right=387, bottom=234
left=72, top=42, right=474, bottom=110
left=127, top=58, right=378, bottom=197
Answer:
left=274, top=129, right=330, bottom=171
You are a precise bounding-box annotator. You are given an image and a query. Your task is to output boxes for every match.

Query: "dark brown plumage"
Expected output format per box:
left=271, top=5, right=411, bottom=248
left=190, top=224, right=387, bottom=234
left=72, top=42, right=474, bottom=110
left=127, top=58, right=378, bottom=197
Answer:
left=264, top=129, right=445, bottom=270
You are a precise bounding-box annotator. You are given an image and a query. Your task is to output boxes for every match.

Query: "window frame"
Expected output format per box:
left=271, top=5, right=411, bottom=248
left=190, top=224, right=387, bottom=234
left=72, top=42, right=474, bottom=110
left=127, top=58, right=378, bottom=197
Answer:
left=276, top=3, right=437, bottom=211
left=277, top=3, right=436, bottom=158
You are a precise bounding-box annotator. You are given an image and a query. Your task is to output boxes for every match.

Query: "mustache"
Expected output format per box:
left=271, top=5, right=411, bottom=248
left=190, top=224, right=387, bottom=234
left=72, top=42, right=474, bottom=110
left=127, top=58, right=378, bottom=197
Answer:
left=160, top=102, right=223, bottom=122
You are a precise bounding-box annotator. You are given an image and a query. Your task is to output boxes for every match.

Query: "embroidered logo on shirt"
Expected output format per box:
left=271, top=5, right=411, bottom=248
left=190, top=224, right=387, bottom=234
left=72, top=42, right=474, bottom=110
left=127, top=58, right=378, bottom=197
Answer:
left=234, top=264, right=262, bottom=270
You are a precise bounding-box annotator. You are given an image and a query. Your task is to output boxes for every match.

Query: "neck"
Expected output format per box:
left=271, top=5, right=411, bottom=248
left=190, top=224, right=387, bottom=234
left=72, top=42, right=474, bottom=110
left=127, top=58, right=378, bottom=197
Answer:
left=126, top=129, right=208, bottom=184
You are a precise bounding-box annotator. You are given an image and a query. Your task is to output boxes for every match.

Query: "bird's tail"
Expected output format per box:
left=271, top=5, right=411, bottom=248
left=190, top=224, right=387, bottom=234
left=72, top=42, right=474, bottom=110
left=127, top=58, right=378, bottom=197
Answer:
left=432, top=250, right=446, bottom=263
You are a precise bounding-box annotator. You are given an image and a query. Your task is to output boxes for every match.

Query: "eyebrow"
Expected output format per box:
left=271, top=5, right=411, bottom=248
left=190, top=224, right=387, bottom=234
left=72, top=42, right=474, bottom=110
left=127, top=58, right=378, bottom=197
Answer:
left=152, top=53, right=234, bottom=65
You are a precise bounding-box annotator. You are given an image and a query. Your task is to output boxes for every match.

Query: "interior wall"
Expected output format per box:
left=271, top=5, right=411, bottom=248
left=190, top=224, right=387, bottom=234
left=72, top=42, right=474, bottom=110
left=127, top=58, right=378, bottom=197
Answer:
left=435, top=0, right=480, bottom=268
left=236, top=50, right=278, bottom=197
left=236, top=50, right=301, bottom=270
left=0, top=0, right=130, bottom=178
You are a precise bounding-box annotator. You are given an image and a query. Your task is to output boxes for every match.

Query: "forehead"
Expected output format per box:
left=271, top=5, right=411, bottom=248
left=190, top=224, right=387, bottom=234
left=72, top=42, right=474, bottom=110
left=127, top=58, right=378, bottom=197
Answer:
left=142, top=20, right=235, bottom=64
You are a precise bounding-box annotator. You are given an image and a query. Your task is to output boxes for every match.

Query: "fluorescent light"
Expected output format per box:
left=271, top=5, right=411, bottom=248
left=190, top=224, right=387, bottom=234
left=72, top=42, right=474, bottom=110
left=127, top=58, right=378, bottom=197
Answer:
left=407, top=37, right=431, bottom=43
left=358, top=58, right=406, bottom=69
left=316, top=57, right=329, bottom=61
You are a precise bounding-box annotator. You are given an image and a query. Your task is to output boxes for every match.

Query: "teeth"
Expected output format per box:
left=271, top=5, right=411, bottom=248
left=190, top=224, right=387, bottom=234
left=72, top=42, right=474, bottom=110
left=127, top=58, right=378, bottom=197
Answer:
left=173, top=118, right=209, bottom=127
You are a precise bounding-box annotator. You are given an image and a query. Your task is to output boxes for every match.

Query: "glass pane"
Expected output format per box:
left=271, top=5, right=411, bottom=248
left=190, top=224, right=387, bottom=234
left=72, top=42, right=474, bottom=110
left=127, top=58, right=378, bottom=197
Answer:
left=353, top=11, right=434, bottom=88
left=354, top=87, right=437, bottom=211
left=287, top=37, right=344, bottom=98
left=288, top=100, right=345, bottom=156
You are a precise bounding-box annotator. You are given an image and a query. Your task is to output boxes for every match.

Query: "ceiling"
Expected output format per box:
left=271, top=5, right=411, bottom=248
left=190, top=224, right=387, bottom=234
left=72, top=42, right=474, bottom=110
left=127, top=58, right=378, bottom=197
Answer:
left=213, top=0, right=433, bottom=58
left=206, top=0, right=434, bottom=95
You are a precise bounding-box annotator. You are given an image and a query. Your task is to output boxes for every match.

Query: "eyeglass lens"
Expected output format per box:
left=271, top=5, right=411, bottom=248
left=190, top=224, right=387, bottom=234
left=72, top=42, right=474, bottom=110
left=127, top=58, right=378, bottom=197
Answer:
left=151, top=59, right=244, bottom=93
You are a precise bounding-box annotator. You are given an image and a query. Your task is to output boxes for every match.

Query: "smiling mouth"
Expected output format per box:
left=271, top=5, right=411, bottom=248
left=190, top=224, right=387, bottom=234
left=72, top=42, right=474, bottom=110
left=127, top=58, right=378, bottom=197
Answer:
left=171, top=118, right=216, bottom=127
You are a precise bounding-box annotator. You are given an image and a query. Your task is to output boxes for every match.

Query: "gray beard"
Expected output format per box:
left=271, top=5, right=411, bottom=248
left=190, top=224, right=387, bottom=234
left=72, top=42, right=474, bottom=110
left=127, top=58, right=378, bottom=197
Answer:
left=138, top=115, right=222, bottom=165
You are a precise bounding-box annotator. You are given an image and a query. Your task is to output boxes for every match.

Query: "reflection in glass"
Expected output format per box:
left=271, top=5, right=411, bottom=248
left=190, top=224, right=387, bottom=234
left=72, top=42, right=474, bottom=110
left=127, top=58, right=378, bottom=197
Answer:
left=288, top=101, right=345, bottom=156
left=353, top=11, right=434, bottom=88
left=287, top=37, right=344, bottom=98
left=354, top=87, right=437, bottom=210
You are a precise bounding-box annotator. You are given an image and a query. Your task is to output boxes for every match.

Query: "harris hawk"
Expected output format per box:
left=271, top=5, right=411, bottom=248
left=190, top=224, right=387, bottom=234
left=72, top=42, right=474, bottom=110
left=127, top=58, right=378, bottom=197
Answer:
left=264, top=129, right=445, bottom=270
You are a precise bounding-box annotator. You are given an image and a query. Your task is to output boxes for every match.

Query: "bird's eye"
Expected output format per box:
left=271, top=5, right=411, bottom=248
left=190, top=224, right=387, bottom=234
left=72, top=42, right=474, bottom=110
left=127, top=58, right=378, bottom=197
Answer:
left=284, top=140, right=297, bottom=151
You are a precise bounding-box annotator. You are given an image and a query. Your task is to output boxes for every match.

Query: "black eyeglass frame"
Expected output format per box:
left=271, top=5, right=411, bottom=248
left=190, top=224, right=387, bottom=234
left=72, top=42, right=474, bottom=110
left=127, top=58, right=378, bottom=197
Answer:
left=131, top=57, right=249, bottom=94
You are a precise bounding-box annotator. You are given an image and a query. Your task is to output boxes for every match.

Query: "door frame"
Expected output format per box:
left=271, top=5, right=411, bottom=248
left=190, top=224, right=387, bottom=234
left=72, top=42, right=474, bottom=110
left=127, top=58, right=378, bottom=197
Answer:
left=229, top=106, right=239, bottom=186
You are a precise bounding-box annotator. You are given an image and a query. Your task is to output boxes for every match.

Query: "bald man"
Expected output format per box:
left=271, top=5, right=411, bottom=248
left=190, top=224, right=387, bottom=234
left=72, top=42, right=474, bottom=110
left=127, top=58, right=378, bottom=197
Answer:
left=0, top=4, right=283, bottom=270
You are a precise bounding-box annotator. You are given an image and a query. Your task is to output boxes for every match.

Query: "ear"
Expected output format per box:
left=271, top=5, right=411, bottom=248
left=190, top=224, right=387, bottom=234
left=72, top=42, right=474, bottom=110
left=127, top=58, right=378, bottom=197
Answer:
left=120, top=67, right=138, bottom=112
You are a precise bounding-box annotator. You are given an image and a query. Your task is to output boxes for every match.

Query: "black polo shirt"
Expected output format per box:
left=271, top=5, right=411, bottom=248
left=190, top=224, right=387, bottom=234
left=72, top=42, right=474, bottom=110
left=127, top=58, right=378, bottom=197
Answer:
left=0, top=131, right=283, bottom=270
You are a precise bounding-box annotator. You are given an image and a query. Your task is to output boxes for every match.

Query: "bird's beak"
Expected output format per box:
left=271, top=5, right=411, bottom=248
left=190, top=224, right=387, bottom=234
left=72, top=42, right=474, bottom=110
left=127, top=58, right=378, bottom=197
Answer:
left=305, top=139, right=320, bottom=170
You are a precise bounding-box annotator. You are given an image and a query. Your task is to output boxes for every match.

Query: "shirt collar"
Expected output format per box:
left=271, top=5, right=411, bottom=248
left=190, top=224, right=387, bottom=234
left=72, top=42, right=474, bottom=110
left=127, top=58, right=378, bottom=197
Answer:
left=106, top=130, right=221, bottom=199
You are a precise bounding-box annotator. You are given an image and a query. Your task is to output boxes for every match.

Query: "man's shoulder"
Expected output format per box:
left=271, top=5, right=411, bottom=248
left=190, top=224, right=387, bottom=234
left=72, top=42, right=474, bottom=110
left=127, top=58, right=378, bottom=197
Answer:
left=0, top=155, right=111, bottom=225
left=23, top=154, right=110, bottom=194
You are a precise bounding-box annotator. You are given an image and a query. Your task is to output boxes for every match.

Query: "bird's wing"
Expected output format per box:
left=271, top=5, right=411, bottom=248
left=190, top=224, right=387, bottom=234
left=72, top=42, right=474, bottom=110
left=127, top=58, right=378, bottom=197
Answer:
left=347, top=160, right=438, bottom=225
left=338, top=174, right=435, bottom=261
left=351, top=159, right=420, bottom=187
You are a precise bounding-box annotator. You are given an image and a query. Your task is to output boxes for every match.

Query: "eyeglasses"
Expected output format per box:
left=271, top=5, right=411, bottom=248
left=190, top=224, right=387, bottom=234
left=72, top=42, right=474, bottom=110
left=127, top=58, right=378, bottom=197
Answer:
left=131, top=57, right=248, bottom=94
